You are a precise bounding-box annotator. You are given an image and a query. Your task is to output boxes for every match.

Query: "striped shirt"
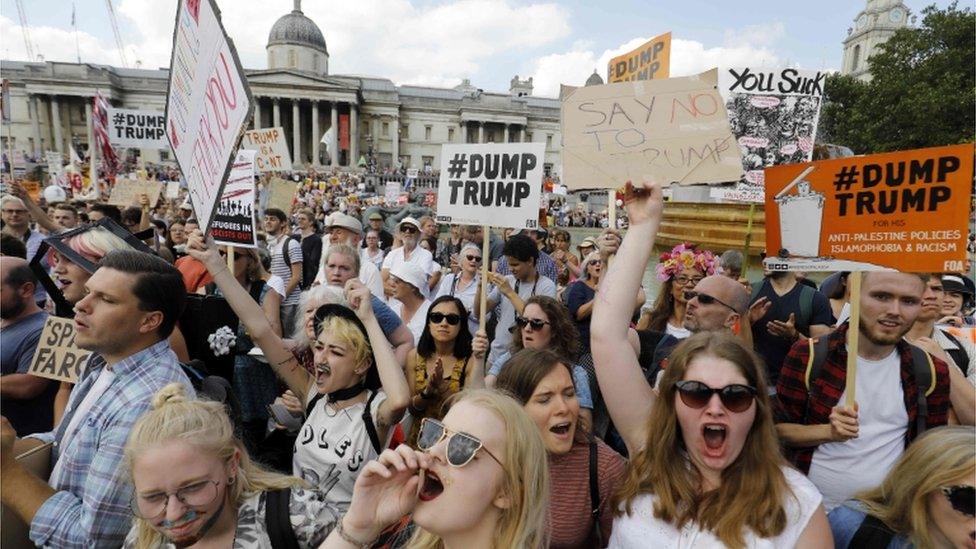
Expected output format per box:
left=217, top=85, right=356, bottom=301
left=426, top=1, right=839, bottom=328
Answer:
left=268, top=234, right=303, bottom=306
left=548, top=439, right=626, bottom=548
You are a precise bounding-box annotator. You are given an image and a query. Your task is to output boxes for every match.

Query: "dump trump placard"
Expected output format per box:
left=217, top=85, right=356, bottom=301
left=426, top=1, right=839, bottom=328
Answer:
left=106, top=108, right=168, bottom=149
left=607, top=32, right=671, bottom=83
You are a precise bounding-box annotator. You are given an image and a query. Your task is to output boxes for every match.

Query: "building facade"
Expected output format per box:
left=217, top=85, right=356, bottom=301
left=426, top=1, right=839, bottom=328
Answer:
left=841, top=0, right=910, bottom=81
left=0, top=1, right=562, bottom=175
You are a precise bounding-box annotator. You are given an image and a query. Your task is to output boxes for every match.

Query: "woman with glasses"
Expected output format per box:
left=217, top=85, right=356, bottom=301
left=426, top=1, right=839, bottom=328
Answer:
left=123, top=383, right=340, bottom=548
left=434, top=243, right=482, bottom=334
left=828, top=426, right=975, bottom=548
left=404, top=296, right=484, bottom=447
left=319, top=389, right=549, bottom=548
left=636, top=242, right=718, bottom=338
left=495, top=348, right=626, bottom=548
left=591, top=181, right=830, bottom=547
left=164, top=218, right=187, bottom=259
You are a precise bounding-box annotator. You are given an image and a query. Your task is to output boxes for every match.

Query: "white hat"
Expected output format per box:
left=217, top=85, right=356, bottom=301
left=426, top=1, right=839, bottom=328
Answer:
left=398, top=216, right=421, bottom=231
left=328, top=213, right=362, bottom=234
left=390, top=262, right=429, bottom=298
left=42, top=185, right=67, bottom=203
left=179, top=198, right=193, bottom=210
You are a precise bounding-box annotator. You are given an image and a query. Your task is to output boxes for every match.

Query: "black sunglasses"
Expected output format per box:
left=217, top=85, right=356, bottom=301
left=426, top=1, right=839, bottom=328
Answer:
left=942, top=485, right=975, bottom=516
left=684, top=290, right=737, bottom=312
left=515, top=316, right=550, bottom=331
left=675, top=380, right=757, bottom=413
left=465, top=255, right=482, bottom=263
left=429, top=312, right=461, bottom=325
left=417, top=418, right=503, bottom=467
left=400, top=226, right=418, bottom=234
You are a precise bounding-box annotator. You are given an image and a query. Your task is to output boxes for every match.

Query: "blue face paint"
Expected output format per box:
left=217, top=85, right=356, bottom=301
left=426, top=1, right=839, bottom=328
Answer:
left=158, top=509, right=199, bottom=529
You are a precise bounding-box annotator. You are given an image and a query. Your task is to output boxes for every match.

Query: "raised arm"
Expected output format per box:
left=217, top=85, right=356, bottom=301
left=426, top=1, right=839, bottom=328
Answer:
left=590, top=181, right=663, bottom=455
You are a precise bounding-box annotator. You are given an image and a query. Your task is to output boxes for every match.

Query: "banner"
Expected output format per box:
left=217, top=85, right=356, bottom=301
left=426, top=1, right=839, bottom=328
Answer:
left=266, top=176, right=296, bottom=212
left=436, top=142, right=546, bottom=229
left=339, top=114, right=349, bottom=151
left=165, top=0, right=254, bottom=233
left=607, top=32, right=671, bottom=83
left=212, top=150, right=257, bottom=247
left=561, top=69, right=743, bottom=190
left=240, top=127, right=292, bottom=172
left=108, top=178, right=163, bottom=207
left=763, top=143, right=974, bottom=272
left=28, top=317, right=91, bottom=383
left=711, top=67, right=827, bottom=203
left=106, top=107, right=168, bottom=149
left=384, top=181, right=401, bottom=206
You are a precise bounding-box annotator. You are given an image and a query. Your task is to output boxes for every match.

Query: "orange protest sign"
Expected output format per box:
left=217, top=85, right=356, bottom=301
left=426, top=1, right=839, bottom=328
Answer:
left=607, top=32, right=671, bottom=83
left=20, top=180, right=40, bottom=202
left=764, top=143, right=974, bottom=273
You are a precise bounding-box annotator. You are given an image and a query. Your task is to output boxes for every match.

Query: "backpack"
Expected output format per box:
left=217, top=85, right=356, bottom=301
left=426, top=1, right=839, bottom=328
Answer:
left=751, top=280, right=816, bottom=336
left=305, top=390, right=383, bottom=454
left=938, top=328, right=971, bottom=377
left=804, top=336, right=936, bottom=435
left=848, top=514, right=898, bottom=549
left=265, top=488, right=300, bottom=549
left=587, top=441, right=603, bottom=548
left=279, top=235, right=302, bottom=269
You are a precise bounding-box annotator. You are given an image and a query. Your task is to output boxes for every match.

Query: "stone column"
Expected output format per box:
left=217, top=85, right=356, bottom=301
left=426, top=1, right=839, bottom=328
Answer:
left=519, top=126, right=525, bottom=143
left=252, top=98, right=261, bottom=130
left=503, top=123, right=510, bottom=143
left=31, top=96, right=43, bottom=158
left=51, top=95, right=63, bottom=153
left=311, top=101, right=320, bottom=166
left=371, top=115, right=380, bottom=141
left=477, top=122, right=484, bottom=144
left=329, top=102, right=338, bottom=168
left=460, top=122, right=467, bottom=143
left=349, top=103, right=358, bottom=167
left=292, top=100, right=302, bottom=168
left=391, top=115, right=399, bottom=166
left=273, top=98, right=281, bottom=128
left=84, top=99, right=93, bottom=158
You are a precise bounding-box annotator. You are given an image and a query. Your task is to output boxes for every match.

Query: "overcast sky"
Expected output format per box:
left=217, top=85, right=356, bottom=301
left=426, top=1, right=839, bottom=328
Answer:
left=0, top=0, right=955, bottom=97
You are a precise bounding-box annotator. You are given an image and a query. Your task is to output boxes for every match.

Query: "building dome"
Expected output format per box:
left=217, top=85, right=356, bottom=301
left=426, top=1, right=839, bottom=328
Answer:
left=268, top=1, right=327, bottom=55
left=585, top=69, right=604, bottom=86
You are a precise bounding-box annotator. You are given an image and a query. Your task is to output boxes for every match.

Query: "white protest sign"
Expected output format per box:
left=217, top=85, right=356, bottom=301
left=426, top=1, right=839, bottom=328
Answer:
left=45, top=151, right=63, bottom=179
left=561, top=69, right=742, bottom=190
left=384, top=181, right=401, bottom=206
left=165, top=0, right=254, bottom=233
left=106, top=107, right=168, bottom=149
left=240, top=127, right=292, bottom=172
left=165, top=180, right=181, bottom=199
left=28, top=317, right=91, bottom=384
left=436, top=143, right=545, bottom=229
left=212, top=149, right=257, bottom=247
left=406, top=168, right=419, bottom=178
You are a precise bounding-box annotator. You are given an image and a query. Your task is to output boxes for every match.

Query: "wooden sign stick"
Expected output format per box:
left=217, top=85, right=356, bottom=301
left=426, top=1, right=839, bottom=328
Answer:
left=479, top=226, right=490, bottom=328
left=844, top=271, right=862, bottom=407
left=227, top=246, right=235, bottom=271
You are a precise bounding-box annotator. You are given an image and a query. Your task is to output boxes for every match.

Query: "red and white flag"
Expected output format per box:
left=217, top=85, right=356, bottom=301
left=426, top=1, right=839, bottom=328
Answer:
left=92, top=91, right=119, bottom=173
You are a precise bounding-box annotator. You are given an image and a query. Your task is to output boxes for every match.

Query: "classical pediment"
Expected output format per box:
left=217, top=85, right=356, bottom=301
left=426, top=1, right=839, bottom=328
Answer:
left=246, top=69, right=358, bottom=91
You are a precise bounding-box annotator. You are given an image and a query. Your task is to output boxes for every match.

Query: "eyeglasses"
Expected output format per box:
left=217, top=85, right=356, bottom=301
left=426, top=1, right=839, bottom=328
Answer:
left=674, top=275, right=704, bottom=286
left=465, top=255, right=482, bottom=263
left=1, top=209, right=27, bottom=215
left=417, top=418, right=503, bottom=467
left=941, top=485, right=975, bottom=516
left=675, top=380, right=757, bottom=413
left=400, top=226, right=418, bottom=234
left=429, top=312, right=461, bottom=325
left=515, top=316, right=550, bottom=331
left=684, top=290, right=736, bottom=312
left=130, top=479, right=221, bottom=519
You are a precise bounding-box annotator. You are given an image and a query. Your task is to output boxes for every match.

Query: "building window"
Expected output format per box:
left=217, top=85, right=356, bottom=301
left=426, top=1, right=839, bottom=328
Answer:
left=546, top=134, right=552, bottom=148
left=288, top=49, right=297, bottom=68
left=382, top=122, right=389, bottom=136
left=526, top=132, right=533, bottom=142
left=852, top=44, right=861, bottom=71
left=422, top=155, right=434, bottom=169
left=448, top=128, right=455, bottom=142
left=425, top=125, right=432, bottom=141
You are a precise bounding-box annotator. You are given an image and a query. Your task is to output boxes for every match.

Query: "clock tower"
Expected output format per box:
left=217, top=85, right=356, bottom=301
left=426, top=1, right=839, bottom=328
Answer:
left=841, top=0, right=910, bottom=81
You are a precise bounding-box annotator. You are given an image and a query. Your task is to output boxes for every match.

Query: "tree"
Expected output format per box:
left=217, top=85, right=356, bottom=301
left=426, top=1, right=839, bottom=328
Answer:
left=819, top=2, right=974, bottom=154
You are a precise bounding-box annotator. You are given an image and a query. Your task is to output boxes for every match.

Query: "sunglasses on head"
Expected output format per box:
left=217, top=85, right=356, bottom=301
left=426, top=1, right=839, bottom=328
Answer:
left=942, top=485, right=975, bottom=516
left=429, top=312, right=461, bottom=325
left=515, top=316, right=550, bottom=330
left=683, top=290, right=736, bottom=312
left=417, top=418, right=503, bottom=467
left=675, top=380, right=757, bottom=413
left=465, top=254, right=482, bottom=263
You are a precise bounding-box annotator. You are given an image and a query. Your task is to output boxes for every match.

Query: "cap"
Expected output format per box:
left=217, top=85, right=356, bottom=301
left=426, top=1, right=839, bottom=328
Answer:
left=399, top=217, right=421, bottom=231
left=942, top=274, right=974, bottom=295
left=368, top=212, right=384, bottom=221
left=390, top=262, right=429, bottom=298
left=328, top=213, right=363, bottom=234
left=578, top=237, right=596, bottom=249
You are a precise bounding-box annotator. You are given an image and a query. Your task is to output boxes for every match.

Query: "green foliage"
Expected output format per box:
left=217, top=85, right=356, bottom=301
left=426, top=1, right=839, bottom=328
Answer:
left=819, top=2, right=975, bottom=154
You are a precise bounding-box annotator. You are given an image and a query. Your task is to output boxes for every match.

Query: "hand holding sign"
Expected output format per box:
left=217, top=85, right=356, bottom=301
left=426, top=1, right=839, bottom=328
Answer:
left=28, top=317, right=91, bottom=384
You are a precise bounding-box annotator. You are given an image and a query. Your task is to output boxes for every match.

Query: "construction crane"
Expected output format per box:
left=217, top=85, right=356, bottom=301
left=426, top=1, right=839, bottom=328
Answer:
left=14, top=0, right=37, bottom=61
left=104, top=0, right=128, bottom=67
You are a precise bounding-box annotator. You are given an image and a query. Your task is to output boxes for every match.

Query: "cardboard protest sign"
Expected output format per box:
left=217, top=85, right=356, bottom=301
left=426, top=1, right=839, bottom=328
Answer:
left=711, top=67, right=827, bottom=203
left=240, top=127, right=292, bottom=172
left=561, top=69, right=743, bottom=190
left=12, top=150, right=26, bottom=176
left=763, top=143, right=974, bottom=272
left=212, top=150, right=257, bottom=247
left=266, top=177, right=296, bottom=212
left=21, top=180, right=41, bottom=202
left=436, top=143, right=545, bottom=229
left=106, top=107, right=168, bottom=149
left=165, top=180, right=182, bottom=199
left=607, top=32, right=671, bottom=83
left=164, top=0, right=253, bottom=233
left=108, top=178, right=163, bottom=207
left=28, top=316, right=91, bottom=383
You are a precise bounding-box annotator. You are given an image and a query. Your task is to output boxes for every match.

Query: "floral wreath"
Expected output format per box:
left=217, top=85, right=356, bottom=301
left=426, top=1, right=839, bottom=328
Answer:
left=656, top=243, right=718, bottom=282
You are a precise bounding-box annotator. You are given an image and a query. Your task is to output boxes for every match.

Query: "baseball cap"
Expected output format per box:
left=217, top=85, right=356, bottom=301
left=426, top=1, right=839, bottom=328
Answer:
left=368, top=212, right=384, bottom=221
left=328, top=213, right=363, bottom=234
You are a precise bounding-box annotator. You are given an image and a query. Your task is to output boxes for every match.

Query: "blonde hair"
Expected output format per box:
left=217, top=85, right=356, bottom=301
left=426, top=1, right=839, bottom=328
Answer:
left=409, top=389, right=549, bottom=549
left=315, top=314, right=373, bottom=371
left=856, top=426, right=975, bottom=548
left=124, top=383, right=300, bottom=549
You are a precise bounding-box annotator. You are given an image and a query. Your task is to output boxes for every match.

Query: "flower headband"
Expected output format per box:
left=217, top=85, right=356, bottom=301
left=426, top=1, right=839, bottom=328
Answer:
left=655, top=243, right=717, bottom=282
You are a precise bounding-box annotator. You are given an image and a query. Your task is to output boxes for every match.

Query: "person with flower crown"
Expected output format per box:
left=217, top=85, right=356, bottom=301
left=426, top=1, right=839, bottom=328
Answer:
left=637, top=242, right=719, bottom=338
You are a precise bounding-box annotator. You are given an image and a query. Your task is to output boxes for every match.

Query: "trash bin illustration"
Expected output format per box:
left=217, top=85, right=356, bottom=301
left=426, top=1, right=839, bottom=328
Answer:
left=775, top=166, right=823, bottom=257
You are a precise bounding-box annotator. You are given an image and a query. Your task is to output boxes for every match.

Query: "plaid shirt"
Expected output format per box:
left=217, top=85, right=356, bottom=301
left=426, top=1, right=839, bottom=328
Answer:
left=28, top=340, right=193, bottom=548
left=774, top=323, right=950, bottom=474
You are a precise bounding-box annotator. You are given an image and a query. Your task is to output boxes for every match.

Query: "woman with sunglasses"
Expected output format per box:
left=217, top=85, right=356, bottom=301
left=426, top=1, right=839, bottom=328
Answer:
left=123, top=383, right=340, bottom=548
left=434, top=243, right=482, bottom=334
left=319, top=389, right=549, bottom=548
left=829, top=426, right=975, bottom=548
left=404, top=296, right=485, bottom=447
left=495, top=349, right=626, bottom=548
left=591, top=181, right=830, bottom=547
left=636, top=242, right=718, bottom=338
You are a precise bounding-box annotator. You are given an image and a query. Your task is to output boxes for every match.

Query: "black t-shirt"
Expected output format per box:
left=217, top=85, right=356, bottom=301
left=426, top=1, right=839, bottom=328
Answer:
left=750, top=280, right=832, bottom=386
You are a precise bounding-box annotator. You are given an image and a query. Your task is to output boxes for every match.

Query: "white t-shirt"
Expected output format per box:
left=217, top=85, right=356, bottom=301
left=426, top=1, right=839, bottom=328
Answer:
left=49, top=368, right=116, bottom=484
left=808, top=348, right=907, bottom=511
left=609, top=466, right=821, bottom=548
left=293, top=390, right=390, bottom=512
left=389, top=299, right=432, bottom=344
left=266, top=274, right=286, bottom=298
left=361, top=248, right=385, bottom=272
left=666, top=322, right=691, bottom=340
left=382, top=246, right=436, bottom=277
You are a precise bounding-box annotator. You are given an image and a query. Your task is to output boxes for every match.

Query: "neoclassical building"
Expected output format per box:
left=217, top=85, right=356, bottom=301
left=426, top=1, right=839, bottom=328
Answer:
left=0, top=0, right=562, bottom=174
left=841, top=0, right=910, bottom=81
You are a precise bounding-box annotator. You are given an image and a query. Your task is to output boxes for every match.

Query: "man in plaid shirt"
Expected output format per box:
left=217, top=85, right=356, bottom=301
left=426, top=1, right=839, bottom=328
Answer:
left=0, top=250, right=193, bottom=547
left=774, top=272, right=950, bottom=511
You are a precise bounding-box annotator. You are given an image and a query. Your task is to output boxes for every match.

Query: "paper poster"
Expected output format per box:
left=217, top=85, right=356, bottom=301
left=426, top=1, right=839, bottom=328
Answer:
left=436, top=142, right=545, bottom=229
left=106, top=107, right=168, bottom=149
left=240, top=127, right=292, bottom=172
left=12, top=150, right=26, bottom=176
left=607, top=32, right=671, bottom=83
left=711, top=67, right=827, bottom=203
left=384, top=181, right=401, bottom=206
left=266, top=176, right=296, bottom=213
left=45, top=151, right=63, bottom=180
left=763, top=143, right=974, bottom=273
left=108, top=178, right=163, bottom=207
left=561, top=69, right=743, bottom=191
left=28, top=316, right=91, bottom=384
left=164, top=0, right=254, bottom=233
left=165, top=180, right=182, bottom=199
left=211, top=150, right=257, bottom=247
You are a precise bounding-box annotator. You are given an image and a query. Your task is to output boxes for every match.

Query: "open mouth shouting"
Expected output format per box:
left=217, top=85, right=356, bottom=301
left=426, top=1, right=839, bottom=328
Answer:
left=701, top=423, right=728, bottom=458
left=549, top=421, right=573, bottom=439
left=419, top=470, right=444, bottom=502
